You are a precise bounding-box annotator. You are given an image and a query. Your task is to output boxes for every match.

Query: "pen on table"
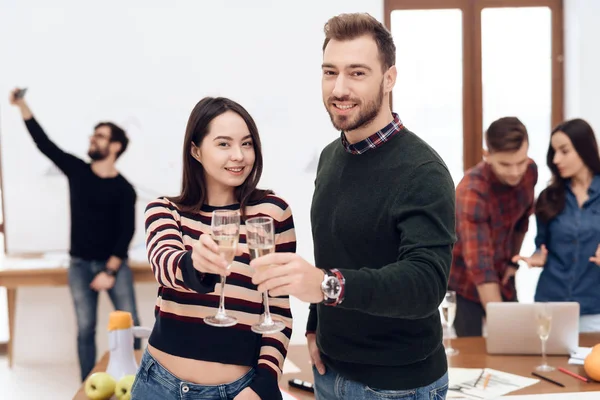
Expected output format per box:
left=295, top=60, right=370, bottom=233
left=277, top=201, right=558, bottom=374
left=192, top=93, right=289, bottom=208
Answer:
left=483, top=373, right=492, bottom=389
left=473, top=369, right=485, bottom=387
left=558, top=367, right=589, bottom=383
left=531, top=372, right=565, bottom=388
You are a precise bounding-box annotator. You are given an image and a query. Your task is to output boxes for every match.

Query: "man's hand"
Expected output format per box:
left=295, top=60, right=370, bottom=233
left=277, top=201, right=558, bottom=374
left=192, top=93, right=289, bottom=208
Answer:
left=307, top=333, right=326, bottom=375
left=589, top=244, right=600, bottom=266
left=233, top=387, right=260, bottom=400
left=501, top=266, right=518, bottom=286
left=9, top=88, right=33, bottom=119
left=8, top=88, right=25, bottom=106
left=476, top=283, right=503, bottom=310
left=90, top=272, right=116, bottom=291
left=512, top=245, right=548, bottom=268
left=106, top=255, right=122, bottom=272
left=250, top=253, right=325, bottom=303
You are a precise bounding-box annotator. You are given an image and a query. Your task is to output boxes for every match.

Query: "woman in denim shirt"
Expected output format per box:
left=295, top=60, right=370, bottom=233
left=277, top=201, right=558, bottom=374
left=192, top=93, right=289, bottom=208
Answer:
left=514, top=119, right=600, bottom=332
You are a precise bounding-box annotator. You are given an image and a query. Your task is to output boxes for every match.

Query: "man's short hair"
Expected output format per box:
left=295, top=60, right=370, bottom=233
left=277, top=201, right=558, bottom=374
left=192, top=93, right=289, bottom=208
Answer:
left=323, top=13, right=396, bottom=72
left=485, top=117, right=528, bottom=153
left=95, top=122, right=129, bottom=158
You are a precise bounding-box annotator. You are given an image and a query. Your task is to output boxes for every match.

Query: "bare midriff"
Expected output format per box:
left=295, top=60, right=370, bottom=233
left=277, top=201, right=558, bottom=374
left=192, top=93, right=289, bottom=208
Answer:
left=147, top=344, right=251, bottom=385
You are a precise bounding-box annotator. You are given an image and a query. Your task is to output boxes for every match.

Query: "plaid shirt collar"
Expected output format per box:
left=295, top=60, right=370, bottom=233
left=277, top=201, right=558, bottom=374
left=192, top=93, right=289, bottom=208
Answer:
left=341, top=113, right=404, bottom=155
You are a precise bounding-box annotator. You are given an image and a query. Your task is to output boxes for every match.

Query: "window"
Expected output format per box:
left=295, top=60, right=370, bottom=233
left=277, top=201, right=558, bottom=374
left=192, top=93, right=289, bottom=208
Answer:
left=385, top=0, right=563, bottom=173
left=390, top=9, right=464, bottom=185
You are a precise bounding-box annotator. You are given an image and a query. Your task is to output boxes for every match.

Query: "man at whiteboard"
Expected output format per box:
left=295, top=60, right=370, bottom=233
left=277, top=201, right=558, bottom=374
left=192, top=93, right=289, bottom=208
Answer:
left=9, top=88, right=141, bottom=382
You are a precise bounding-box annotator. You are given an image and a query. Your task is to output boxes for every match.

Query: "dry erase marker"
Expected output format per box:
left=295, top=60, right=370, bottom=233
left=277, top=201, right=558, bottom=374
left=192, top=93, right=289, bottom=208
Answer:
left=14, top=88, right=27, bottom=99
left=557, top=367, right=589, bottom=383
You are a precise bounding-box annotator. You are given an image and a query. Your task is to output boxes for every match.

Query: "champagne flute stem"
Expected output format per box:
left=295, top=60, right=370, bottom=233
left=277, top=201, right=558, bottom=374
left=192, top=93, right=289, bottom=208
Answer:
left=448, top=336, right=452, bottom=350
left=541, top=338, right=547, bottom=366
left=262, top=292, right=274, bottom=325
left=217, top=275, right=227, bottom=317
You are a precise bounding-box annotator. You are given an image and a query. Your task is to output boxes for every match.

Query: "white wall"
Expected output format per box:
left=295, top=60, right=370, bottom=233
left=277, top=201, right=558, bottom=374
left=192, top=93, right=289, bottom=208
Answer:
left=564, top=0, right=600, bottom=127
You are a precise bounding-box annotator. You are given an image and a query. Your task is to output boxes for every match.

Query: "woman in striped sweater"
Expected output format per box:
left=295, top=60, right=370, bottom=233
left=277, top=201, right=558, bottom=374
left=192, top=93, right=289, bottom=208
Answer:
left=131, top=97, right=296, bottom=400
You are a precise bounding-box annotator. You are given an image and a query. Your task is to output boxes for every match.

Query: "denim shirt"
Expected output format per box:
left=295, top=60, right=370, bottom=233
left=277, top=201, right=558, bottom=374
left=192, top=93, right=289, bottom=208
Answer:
left=534, top=175, right=600, bottom=315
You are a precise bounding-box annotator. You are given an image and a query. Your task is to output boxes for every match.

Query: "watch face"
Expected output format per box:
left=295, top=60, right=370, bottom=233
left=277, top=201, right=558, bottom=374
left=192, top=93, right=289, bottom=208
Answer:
left=325, top=276, right=341, bottom=299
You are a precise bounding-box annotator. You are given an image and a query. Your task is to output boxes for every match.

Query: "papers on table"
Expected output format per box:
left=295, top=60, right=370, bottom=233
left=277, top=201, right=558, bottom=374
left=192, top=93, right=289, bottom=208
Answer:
left=568, top=347, right=592, bottom=365
left=281, top=390, right=299, bottom=400
left=503, top=393, right=600, bottom=399
left=128, top=243, right=150, bottom=263
left=282, top=359, right=301, bottom=374
left=448, top=368, right=539, bottom=399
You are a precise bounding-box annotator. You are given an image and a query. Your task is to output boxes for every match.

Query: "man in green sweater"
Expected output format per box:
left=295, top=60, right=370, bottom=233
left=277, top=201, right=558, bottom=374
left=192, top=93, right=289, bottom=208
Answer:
left=251, top=13, right=456, bottom=399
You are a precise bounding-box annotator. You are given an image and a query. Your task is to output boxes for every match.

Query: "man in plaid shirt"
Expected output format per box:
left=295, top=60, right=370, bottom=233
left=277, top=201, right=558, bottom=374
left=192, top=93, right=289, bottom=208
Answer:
left=449, top=117, right=537, bottom=337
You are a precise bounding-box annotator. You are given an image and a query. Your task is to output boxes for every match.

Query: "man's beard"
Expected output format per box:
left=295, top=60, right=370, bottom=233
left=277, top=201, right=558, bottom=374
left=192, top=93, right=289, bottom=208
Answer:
left=88, top=148, right=109, bottom=161
left=325, top=81, right=384, bottom=132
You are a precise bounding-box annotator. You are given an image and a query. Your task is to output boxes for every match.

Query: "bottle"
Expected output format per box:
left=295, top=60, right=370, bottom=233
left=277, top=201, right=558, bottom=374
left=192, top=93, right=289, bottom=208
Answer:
left=105, top=311, right=151, bottom=380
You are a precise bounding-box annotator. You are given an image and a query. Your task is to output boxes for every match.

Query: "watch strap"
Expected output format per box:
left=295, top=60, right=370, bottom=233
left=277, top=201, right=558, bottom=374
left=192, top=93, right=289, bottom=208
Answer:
left=323, top=268, right=345, bottom=307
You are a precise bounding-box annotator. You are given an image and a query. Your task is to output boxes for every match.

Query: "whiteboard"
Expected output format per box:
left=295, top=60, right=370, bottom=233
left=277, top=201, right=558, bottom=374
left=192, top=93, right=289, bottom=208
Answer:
left=0, top=0, right=379, bottom=259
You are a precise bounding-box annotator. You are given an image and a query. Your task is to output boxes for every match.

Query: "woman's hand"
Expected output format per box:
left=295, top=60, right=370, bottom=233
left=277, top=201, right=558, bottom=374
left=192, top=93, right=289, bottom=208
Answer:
left=512, top=244, right=548, bottom=268
left=589, top=244, right=600, bottom=266
left=191, top=234, right=241, bottom=276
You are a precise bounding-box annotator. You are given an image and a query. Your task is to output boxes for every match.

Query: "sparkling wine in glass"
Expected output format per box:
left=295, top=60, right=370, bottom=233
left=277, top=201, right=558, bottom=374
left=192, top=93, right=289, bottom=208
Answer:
left=246, top=216, right=285, bottom=334
left=203, top=210, right=240, bottom=328
left=535, top=302, right=554, bottom=372
left=440, top=291, right=459, bottom=356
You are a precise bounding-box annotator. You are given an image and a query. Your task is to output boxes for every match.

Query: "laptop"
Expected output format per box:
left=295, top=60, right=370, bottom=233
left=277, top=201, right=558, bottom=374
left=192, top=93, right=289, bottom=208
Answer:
left=485, top=302, right=579, bottom=355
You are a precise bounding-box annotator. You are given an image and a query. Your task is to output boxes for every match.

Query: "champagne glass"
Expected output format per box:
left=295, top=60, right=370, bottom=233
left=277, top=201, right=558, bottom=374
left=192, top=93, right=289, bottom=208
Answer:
left=535, top=302, right=554, bottom=372
left=204, top=210, right=240, bottom=328
left=246, top=216, right=285, bottom=334
left=440, top=291, right=459, bottom=356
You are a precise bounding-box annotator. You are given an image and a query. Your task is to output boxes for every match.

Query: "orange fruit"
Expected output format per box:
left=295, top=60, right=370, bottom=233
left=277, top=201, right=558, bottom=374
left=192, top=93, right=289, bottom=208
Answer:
left=583, top=344, right=600, bottom=381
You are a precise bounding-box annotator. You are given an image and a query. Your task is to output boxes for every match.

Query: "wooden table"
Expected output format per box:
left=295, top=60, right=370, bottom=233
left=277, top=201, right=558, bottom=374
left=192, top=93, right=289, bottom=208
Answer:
left=73, top=334, right=600, bottom=399
left=0, top=257, right=155, bottom=368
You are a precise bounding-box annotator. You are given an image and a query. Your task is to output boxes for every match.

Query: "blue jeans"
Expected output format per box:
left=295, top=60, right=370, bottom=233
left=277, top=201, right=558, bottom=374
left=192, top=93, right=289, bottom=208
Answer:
left=313, top=365, right=448, bottom=400
left=68, top=257, right=141, bottom=381
left=131, top=349, right=255, bottom=400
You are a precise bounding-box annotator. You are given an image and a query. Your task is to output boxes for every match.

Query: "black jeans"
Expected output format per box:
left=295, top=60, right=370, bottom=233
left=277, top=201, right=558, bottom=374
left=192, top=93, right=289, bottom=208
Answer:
left=454, top=293, right=517, bottom=337
left=454, top=295, right=486, bottom=337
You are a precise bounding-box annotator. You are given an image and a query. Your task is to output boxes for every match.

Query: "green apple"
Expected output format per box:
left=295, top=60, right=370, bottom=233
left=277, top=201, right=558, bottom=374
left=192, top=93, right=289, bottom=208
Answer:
left=115, top=375, right=136, bottom=400
left=84, top=372, right=116, bottom=400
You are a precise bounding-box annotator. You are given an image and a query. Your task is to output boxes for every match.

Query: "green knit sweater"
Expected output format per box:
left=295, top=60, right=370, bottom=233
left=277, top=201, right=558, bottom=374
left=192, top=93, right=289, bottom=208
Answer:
left=307, top=127, right=456, bottom=390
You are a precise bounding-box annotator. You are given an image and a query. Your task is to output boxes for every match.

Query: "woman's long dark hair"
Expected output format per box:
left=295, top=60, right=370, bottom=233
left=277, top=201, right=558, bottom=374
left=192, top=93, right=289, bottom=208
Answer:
left=535, top=119, right=600, bottom=223
left=168, top=97, right=272, bottom=217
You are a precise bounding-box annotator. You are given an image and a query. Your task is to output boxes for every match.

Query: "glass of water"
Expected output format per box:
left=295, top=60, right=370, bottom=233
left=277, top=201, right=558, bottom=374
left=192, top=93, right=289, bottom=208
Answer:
left=440, top=291, right=459, bottom=356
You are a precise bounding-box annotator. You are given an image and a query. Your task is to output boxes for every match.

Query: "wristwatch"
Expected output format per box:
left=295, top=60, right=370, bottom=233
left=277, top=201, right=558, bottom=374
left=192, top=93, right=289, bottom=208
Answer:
left=105, top=268, right=117, bottom=277
left=320, top=269, right=345, bottom=306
